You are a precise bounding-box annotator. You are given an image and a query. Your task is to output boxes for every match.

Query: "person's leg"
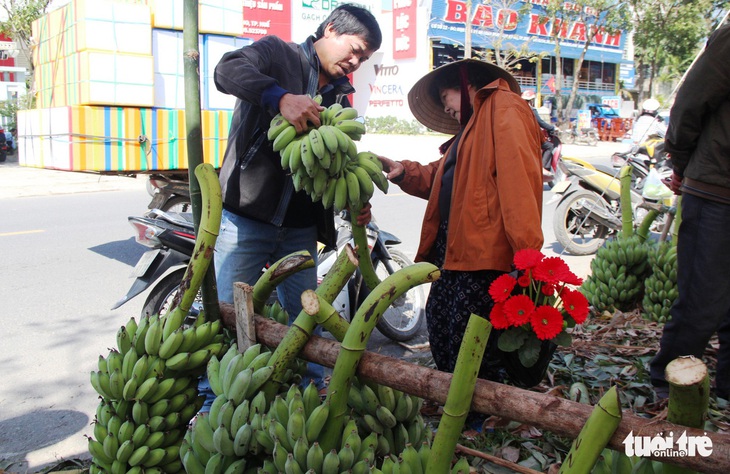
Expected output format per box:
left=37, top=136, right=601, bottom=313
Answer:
left=651, top=194, right=730, bottom=393
left=214, top=210, right=276, bottom=304
left=270, top=224, right=325, bottom=389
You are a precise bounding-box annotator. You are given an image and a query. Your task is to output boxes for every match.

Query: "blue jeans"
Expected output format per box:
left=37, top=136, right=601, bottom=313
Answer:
left=650, top=193, right=730, bottom=397
left=199, top=210, right=326, bottom=410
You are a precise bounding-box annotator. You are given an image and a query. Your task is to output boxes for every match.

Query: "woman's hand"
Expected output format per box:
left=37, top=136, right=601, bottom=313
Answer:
left=377, top=155, right=405, bottom=181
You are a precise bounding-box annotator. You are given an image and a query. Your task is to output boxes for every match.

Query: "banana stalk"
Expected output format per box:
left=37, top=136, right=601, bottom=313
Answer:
left=261, top=244, right=359, bottom=400
left=318, top=262, right=440, bottom=452
left=636, top=209, right=660, bottom=242
left=559, top=386, right=622, bottom=473
left=664, top=357, right=709, bottom=474
left=620, top=165, right=634, bottom=238
left=666, top=356, right=710, bottom=430
left=300, top=289, right=350, bottom=341
left=165, top=163, right=222, bottom=323
left=351, top=222, right=381, bottom=291
left=426, top=314, right=492, bottom=474
left=672, top=196, right=682, bottom=247
left=252, top=251, right=315, bottom=314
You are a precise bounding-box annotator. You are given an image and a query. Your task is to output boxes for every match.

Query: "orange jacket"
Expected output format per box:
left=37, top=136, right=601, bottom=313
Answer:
left=397, top=79, right=544, bottom=272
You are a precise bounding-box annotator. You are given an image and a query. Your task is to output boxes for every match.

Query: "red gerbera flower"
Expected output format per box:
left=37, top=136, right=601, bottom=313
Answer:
left=530, top=305, right=564, bottom=340
left=503, top=294, right=534, bottom=326
left=517, top=275, right=531, bottom=287
left=513, top=248, right=544, bottom=270
left=489, top=302, right=511, bottom=329
left=533, top=257, right=572, bottom=284
left=489, top=274, right=517, bottom=303
left=541, top=282, right=556, bottom=296
left=562, top=271, right=583, bottom=286
left=561, top=289, right=589, bottom=324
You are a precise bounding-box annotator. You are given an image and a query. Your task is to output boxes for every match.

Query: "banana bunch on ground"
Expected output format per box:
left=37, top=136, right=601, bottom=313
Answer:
left=88, top=312, right=227, bottom=474
left=180, top=343, right=306, bottom=474
left=346, top=379, right=432, bottom=458
left=580, top=234, right=651, bottom=314
left=260, top=301, right=289, bottom=326
left=641, top=242, right=678, bottom=323
left=267, top=103, right=389, bottom=212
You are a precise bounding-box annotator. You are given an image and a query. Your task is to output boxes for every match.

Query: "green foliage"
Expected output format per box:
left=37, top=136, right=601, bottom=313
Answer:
left=364, top=116, right=425, bottom=135
left=0, top=99, right=20, bottom=129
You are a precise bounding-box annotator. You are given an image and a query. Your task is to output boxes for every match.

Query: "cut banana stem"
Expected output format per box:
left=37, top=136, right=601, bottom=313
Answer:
left=559, top=386, right=622, bottom=473
left=318, top=262, right=441, bottom=452
left=262, top=244, right=359, bottom=401
left=301, top=289, right=350, bottom=342
left=252, top=250, right=315, bottom=314
left=166, top=163, right=222, bottom=322
left=666, top=356, right=710, bottom=430
left=427, top=314, right=492, bottom=474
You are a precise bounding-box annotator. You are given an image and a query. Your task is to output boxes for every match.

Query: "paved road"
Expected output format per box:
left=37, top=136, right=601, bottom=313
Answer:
left=0, top=135, right=628, bottom=471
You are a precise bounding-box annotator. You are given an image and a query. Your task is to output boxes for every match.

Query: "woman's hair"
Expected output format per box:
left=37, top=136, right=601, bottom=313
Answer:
left=428, top=62, right=494, bottom=104
left=314, top=4, right=382, bottom=51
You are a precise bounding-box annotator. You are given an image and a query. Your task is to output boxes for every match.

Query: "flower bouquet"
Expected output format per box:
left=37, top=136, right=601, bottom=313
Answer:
left=489, top=249, right=589, bottom=370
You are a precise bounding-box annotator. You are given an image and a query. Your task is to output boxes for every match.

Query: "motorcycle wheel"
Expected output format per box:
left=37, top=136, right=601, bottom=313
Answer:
left=371, top=249, right=426, bottom=342
left=141, top=268, right=202, bottom=322
left=0, top=151, right=6, bottom=162
left=587, top=134, right=598, bottom=146
left=553, top=190, right=611, bottom=255
left=161, top=196, right=192, bottom=213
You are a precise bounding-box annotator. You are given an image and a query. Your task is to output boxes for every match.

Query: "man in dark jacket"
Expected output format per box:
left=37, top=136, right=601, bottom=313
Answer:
left=650, top=22, right=730, bottom=401
left=213, top=4, right=382, bottom=391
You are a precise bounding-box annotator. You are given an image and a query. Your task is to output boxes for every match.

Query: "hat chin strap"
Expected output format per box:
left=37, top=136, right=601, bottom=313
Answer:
left=459, top=63, right=472, bottom=128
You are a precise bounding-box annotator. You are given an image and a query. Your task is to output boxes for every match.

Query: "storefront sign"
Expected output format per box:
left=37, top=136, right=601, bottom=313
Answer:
left=393, top=0, right=417, bottom=59
left=243, top=0, right=292, bottom=40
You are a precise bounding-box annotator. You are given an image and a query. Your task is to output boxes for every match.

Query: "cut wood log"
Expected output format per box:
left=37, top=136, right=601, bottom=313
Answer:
left=242, top=314, right=730, bottom=474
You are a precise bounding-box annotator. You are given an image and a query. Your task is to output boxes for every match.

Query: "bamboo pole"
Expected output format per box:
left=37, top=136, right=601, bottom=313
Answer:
left=243, top=315, right=730, bottom=474
left=427, top=314, right=492, bottom=474
left=183, top=0, right=220, bottom=321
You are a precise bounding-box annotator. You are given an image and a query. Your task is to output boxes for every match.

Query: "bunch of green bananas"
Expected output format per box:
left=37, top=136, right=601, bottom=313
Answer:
left=641, top=242, right=678, bottom=323
left=180, top=343, right=306, bottom=474
left=580, top=234, right=651, bottom=313
left=346, top=379, right=432, bottom=458
left=268, top=104, right=389, bottom=212
left=88, top=311, right=227, bottom=474
left=260, top=301, right=289, bottom=326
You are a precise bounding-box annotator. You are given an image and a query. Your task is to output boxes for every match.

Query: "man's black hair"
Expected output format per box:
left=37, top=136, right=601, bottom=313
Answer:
left=314, top=4, right=382, bottom=51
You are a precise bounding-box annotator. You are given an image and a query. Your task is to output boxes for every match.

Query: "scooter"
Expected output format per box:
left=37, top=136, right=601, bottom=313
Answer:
left=317, top=210, right=426, bottom=342
left=544, top=133, right=565, bottom=189
left=145, top=173, right=194, bottom=212
left=551, top=152, right=670, bottom=256
left=113, top=209, right=426, bottom=342
left=559, top=123, right=599, bottom=146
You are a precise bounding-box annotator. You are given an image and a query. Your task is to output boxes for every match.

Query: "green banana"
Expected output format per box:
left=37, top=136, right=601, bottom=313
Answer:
left=335, top=119, right=366, bottom=138
left=268, top=116, right=292, bottom=141
left=309, top=128, right=326, bottom=160
left=272, top=125, right=297, bottom=153
left=319, top=125, right=340, bottom=154
left=352, top=165, right=375, bottom=202
left=332, top=107, right=359, bottom=122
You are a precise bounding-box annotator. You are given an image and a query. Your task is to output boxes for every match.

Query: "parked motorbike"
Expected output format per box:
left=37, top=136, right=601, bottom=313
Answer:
left=317, top=210, right=426, bottom=341
left=610, top=132, right=671, bottom=189
left=559, top=123, right=599, bottom=146
left=113, top=208, right=426, bottom=342
left=145, top=172, right=194, bottom=212
left=551, top=152, right=671, bottom=255
left=544, top=133, right=565, bottom=189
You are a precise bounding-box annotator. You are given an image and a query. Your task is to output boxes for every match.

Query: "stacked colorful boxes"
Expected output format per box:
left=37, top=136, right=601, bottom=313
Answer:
left=32, top=0, right=154, bottom=108
left=150, top=0, right=244, bottom=36
left=24, top=0, right=246, bottom=172
left=18, top=106, right=232, bottom=172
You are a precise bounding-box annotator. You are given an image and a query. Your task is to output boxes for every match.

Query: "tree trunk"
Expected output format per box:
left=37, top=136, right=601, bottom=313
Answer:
left=245, top=315, right=730, bottom=474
